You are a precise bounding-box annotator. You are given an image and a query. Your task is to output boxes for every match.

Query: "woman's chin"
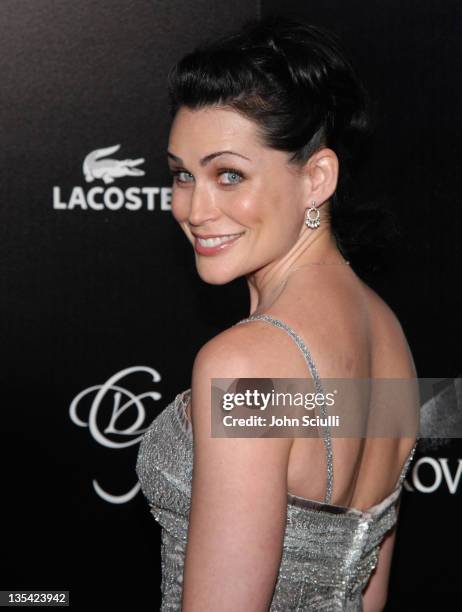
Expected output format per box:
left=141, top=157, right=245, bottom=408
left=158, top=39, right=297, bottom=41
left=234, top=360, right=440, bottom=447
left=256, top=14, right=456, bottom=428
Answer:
left=195, top=265, right=238, bottom=286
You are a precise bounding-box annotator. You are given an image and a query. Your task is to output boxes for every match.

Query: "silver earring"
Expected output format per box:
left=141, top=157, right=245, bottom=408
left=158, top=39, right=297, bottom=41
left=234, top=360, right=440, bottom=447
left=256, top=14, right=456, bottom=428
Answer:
left=305, top=200, right=320, bottom=229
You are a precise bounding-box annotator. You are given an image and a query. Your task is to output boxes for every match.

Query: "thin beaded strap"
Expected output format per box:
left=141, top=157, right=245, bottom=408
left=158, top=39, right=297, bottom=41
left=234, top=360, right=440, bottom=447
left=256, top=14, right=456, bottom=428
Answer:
left=396, top=440, right=418, bottom=488
left=233, top=313, right=334, bottom=505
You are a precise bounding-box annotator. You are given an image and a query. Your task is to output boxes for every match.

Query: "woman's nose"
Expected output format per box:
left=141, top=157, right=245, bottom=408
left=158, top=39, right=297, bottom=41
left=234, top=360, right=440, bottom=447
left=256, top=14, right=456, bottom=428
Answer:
left=188, top=185, right=220, bottom=226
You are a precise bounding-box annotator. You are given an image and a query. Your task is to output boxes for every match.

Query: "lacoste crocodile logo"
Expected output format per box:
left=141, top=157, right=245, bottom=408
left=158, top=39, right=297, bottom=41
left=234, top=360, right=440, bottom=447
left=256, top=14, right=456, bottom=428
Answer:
left=83, top=144, right=145, bottom=184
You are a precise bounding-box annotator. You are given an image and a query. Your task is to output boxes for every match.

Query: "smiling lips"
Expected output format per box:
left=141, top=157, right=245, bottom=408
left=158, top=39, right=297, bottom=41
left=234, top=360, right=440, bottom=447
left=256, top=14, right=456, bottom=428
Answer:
left=193, top=232, right=245, bottom=255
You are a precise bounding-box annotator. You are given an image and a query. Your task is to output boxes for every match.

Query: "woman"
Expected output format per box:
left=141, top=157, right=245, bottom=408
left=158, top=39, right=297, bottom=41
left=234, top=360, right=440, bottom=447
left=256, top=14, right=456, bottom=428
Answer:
left=136, top=14, right=418, bottom=611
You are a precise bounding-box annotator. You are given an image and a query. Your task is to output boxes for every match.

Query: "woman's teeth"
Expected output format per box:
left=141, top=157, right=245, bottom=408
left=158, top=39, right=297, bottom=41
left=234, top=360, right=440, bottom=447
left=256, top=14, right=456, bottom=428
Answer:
left=197, top=234, right=243, bottom=247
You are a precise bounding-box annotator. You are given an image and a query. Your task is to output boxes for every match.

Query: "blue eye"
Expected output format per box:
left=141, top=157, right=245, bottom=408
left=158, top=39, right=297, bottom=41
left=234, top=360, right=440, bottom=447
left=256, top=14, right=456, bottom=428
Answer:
left=169, top=170, right=193, bottom=184
left=168, top=167, right=245, bottom=186
left=220, top=169, right=244, bottom=185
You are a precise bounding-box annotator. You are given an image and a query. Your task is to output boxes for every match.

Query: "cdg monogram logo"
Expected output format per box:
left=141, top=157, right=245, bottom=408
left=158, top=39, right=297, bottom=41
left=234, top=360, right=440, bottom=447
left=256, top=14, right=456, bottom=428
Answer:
left=69, top=366, right=162, bottom=504
left=405, top=457, right=462, bottom=494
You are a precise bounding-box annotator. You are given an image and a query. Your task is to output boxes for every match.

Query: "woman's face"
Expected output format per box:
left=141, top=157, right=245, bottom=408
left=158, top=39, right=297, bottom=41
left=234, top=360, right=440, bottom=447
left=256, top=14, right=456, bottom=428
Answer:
left=167, top=105, right=311, bottom=284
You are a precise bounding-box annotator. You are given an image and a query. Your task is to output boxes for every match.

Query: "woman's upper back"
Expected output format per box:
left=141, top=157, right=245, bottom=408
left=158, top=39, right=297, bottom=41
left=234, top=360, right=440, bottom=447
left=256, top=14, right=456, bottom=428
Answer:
left=135, top=264, right=418, bottom=609
left=229, top=265, right=418, bottom=513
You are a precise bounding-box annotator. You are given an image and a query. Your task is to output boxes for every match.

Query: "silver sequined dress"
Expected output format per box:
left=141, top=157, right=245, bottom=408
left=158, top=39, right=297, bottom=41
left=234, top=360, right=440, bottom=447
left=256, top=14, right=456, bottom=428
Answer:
left=135, top=314, right=417, bottom=611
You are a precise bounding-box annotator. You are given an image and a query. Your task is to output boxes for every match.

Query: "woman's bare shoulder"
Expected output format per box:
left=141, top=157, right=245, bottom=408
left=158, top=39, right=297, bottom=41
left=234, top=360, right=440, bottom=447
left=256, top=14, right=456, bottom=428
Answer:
left=358, top=279, right=417, bottom=379
left=191, top=316, right=316, bottom=411
left=192, top=273, right=416, bottom=383
left=192, top=315, right=315, bottom=381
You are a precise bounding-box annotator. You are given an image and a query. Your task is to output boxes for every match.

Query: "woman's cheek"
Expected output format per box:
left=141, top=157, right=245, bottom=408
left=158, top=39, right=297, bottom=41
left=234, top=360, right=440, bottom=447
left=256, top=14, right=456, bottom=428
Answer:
left=231, top=193, right=262, bottom=224
left=171, top=192, right=190, bottom=223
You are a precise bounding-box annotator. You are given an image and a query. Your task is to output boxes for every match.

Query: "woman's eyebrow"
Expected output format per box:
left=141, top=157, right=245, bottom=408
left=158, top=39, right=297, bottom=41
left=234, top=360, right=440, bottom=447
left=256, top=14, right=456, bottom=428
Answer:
left=167, top=150, right=251, bottom=166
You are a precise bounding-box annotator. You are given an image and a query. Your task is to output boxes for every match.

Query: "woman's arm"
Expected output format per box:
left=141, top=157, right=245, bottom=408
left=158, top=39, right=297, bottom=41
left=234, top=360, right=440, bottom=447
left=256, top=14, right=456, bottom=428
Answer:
left=181, top=333, right=293, bottom=612
left=362, top=498, right=401, bottom=612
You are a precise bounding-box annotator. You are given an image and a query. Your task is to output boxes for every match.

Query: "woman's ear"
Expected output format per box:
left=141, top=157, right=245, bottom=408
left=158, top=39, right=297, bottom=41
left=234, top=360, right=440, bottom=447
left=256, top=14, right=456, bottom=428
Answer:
left=302, top=147, right=339, bottom=206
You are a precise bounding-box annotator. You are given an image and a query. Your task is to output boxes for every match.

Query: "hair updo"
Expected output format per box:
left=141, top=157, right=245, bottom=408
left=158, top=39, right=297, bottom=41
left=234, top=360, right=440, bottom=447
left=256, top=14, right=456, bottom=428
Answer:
left=167, top=14, right=400, bottom=273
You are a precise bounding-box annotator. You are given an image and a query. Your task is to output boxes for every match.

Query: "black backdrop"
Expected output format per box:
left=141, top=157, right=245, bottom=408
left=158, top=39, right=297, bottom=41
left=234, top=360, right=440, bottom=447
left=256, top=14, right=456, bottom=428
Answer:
left=1, top=1, right=460, bottom=610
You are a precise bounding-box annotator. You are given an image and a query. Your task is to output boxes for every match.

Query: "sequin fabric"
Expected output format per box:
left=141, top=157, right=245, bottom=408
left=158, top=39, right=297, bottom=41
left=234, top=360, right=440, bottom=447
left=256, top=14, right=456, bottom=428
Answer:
left=135, top=314, right=417, bottom=611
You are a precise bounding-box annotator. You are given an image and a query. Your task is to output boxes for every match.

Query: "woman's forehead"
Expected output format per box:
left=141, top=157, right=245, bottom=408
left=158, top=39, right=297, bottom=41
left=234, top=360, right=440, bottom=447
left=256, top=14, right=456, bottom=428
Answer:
left=168, top=107, right=284, bottom=166
left=169, top=106, right=257, bottom=141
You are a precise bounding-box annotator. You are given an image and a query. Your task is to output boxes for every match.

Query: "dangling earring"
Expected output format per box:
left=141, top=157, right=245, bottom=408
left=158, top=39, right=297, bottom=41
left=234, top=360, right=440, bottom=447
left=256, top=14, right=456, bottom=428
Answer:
left=305, top=200, right=320, bottom=229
